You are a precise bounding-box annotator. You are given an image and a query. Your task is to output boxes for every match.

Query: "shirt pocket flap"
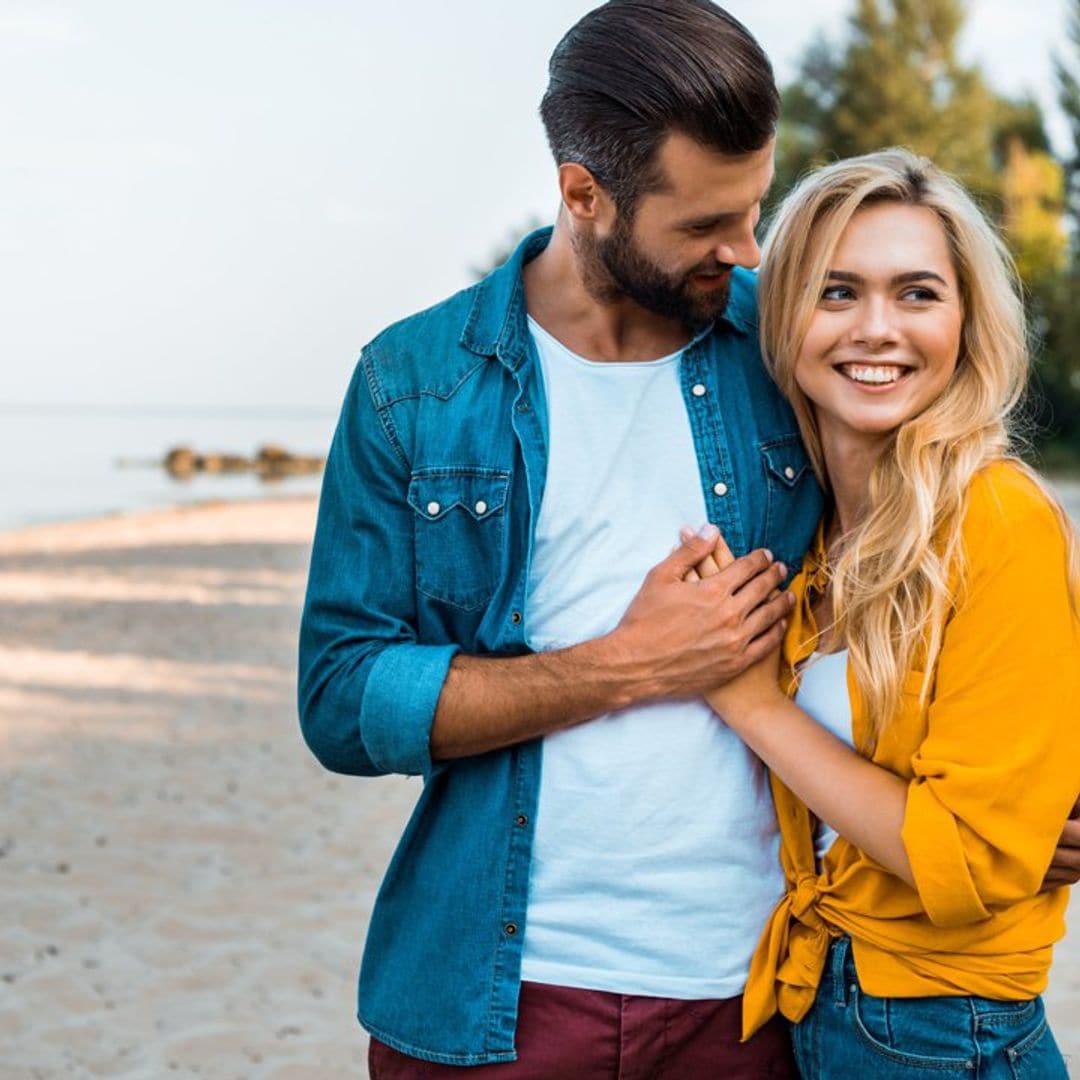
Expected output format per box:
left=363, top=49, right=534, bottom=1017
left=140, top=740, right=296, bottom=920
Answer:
left=407, top=468, right=510, bottom=522
left=759, top=436, right=811, bottom=488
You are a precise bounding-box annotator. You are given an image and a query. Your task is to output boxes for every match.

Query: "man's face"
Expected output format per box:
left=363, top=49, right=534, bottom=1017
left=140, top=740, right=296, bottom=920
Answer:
left=579, top=133, right=775, bottom=329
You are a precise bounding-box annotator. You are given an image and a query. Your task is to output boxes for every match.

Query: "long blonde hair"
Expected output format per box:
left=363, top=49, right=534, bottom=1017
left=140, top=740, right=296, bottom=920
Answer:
left=759, top=148, right=1080, bottom=737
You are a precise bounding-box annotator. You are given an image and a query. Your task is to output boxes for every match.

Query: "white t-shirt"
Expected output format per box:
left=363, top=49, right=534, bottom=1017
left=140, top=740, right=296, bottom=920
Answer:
left=519, top=316, right=786, bottom=999
left=792, top=650, right=854, bottom=863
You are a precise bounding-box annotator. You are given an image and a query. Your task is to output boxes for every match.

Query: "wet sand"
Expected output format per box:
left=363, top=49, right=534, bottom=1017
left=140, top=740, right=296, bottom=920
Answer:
left=0, top=496, right=1076, bottom=1077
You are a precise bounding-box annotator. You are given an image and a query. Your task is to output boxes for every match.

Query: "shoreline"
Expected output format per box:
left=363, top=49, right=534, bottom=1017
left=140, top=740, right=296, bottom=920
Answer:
left=3, top=468, right=1076, bottom=540
left=0, top=490, right=323, bottom=542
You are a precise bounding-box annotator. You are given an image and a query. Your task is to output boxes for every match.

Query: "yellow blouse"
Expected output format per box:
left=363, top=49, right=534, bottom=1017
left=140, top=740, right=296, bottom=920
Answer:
left=742, top=461, right=1080, bottom=1040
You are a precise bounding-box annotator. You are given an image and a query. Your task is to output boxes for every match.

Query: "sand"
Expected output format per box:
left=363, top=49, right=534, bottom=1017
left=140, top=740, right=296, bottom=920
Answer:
left=0, top=496, right=1077, bottom=1078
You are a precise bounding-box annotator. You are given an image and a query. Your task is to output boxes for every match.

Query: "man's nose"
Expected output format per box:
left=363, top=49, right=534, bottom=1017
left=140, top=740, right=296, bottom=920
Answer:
left=715, top=224, right=761, bottom=271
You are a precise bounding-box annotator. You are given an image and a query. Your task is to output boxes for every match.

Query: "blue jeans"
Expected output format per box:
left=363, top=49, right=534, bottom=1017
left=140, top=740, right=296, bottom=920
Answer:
left=790, top=938, right=1068, bottom=1079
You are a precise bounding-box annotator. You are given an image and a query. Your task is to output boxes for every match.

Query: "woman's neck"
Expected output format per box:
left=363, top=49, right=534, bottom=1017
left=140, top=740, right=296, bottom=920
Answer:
left=819, top=424, right=891, bottom=541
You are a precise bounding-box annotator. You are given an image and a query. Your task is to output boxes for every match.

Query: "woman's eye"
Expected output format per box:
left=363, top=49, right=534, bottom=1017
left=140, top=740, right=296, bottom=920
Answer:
left=902, top=287, right=940, bottom=302
left=821, top=285, right=853, bottom=302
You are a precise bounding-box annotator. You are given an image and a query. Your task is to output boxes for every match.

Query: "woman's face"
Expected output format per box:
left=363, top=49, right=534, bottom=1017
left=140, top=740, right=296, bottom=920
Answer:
left=794, top=202, right=964, bottom=454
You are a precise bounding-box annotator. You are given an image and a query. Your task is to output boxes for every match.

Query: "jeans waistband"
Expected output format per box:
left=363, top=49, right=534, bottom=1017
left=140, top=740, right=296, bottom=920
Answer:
left=821, top=936, right=1041, bottom=1016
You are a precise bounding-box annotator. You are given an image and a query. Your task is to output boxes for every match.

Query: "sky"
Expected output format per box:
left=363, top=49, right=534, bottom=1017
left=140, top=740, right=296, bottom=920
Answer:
left=1, top=0, right=1071, bottom=411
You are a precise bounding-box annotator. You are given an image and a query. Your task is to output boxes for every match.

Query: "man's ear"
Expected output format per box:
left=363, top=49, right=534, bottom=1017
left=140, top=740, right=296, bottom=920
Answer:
left=558, top=163, right=616, bottom=229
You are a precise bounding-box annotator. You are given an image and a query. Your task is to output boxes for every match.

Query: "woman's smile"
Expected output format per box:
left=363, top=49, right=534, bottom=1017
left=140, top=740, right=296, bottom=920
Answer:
left=833, top=361, right=913, bottom=388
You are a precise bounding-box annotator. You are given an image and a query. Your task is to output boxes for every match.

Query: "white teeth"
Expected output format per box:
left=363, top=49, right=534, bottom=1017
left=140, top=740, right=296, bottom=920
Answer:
left=840, top=364, right=906, bottom=385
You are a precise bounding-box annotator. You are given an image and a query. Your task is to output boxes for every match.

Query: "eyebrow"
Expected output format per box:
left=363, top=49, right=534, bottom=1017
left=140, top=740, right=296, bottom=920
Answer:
left=827, top=270, right=950, bottom=287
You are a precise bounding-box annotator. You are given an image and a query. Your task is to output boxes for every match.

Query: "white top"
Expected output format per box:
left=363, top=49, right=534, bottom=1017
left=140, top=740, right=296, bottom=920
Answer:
left=519, top=316, right=786, bottom=999
left=792, top=649, right=854, bottom=864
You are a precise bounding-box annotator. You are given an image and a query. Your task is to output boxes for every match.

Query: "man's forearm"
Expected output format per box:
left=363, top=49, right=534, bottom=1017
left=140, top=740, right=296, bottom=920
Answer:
left=430, top=635, right=650, bottom=760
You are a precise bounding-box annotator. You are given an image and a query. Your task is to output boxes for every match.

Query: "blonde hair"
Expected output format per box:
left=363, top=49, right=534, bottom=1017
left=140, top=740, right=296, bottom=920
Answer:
left=759, top=148, right=1080, bottom=738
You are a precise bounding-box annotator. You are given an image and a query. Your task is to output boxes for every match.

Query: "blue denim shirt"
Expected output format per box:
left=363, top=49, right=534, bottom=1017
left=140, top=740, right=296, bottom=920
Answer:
left=297, top=228, right=823, bottom=1065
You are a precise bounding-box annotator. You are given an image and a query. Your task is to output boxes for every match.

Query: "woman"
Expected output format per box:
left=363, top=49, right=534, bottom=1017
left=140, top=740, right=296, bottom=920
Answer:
left=692, top=149, right=1080, bottom=1075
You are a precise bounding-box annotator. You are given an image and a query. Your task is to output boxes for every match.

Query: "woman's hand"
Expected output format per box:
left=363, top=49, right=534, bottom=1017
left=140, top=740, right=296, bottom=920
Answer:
left=676, top=528, right=914, bottom=887
left=705, top=646, right=785, bottom=726
left=678, top=526, right=789, bottom=724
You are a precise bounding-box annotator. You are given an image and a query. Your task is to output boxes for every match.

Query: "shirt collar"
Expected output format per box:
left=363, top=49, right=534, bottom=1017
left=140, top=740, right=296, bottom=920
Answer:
left=459, top=225, right=754, bottom=369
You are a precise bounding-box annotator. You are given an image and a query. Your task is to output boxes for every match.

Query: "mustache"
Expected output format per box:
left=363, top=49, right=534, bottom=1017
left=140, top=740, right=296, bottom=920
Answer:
left=690, top=261, right=734, bottom=276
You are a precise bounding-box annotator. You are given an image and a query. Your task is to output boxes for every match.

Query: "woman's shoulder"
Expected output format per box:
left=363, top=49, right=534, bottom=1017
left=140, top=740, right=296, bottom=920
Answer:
left=961, top=459, right=1070, bottom=561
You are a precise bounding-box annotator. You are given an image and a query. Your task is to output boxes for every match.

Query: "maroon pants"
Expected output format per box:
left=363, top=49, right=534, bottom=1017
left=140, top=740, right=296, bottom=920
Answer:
left=368, top=981, right=797, bottom=1079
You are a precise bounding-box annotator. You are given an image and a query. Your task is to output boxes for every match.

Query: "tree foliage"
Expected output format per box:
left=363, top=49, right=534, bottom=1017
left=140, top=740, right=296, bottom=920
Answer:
left=1055, top=0, right=1080, bottom=233
left=778, top=0, right=998, bottom=195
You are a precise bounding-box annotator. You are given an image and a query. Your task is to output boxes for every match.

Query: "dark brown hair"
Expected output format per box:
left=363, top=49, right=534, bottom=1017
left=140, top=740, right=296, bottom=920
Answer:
left=540, top=0, right=779, bottom=214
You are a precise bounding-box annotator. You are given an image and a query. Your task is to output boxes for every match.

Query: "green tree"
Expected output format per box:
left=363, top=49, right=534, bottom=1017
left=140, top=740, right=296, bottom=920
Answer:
left=1027, top=275, right=1080, bottom=465
left=776, top=0, right=999, bottom=197
left=1054, top=0, right=1080, bottom=237
left=999, top=138, right=1068, bottom=284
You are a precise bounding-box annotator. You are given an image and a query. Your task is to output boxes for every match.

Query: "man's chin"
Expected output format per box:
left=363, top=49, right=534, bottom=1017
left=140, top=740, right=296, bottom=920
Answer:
left=682, top=284, right=731, bottom=326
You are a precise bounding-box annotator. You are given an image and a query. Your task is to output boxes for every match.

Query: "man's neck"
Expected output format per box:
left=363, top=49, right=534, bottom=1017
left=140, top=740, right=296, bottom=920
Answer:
left=521, top=218, right=692, bottom=363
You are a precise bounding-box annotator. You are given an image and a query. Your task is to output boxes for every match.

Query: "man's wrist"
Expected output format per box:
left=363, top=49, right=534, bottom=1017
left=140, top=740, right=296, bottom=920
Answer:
left=583, top=629, right=661, bottom=711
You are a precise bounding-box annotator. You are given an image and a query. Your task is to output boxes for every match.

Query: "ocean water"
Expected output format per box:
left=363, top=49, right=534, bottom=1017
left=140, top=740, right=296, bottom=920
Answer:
left=0, top=406, right=338, bottom=531
left=1, top=406, right=1078, bottom=532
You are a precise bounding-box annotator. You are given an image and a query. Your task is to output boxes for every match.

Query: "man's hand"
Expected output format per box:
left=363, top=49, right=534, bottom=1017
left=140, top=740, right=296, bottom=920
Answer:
left=602, top=525, right=793, bottom=702
left=431, top=525, right=791, bottom=761
left=1042, top=796, right=1080, bottom=892
left=680, top=525, right=787, bottom=721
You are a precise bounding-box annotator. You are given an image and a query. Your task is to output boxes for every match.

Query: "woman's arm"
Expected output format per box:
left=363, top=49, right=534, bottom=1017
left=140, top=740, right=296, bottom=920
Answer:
left=686, top=478, right=1080, bottom=915
left=683, top=525, right=915, bottom=882
left=706, top=662, right=915, bottom=887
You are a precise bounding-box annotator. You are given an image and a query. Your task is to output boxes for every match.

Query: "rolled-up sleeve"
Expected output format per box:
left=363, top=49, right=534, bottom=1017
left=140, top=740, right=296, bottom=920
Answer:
left=901, top=471, right=1080, bottom=928
left=297, top=348, right=458, bottom=778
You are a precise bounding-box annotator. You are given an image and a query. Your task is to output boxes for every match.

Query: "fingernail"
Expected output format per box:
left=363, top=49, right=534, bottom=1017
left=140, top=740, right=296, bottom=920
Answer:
left=680, top=526, right=695, bottom=542
left=699, top=524, right=719, bottom=540
left=777, top=562, right=787, bottom=577
left=763, top=548, right=773, bottom=561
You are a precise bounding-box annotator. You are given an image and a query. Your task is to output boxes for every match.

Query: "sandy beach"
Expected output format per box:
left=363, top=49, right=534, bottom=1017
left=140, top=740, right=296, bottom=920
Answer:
left=1, top=496, right=1077, bottom=1078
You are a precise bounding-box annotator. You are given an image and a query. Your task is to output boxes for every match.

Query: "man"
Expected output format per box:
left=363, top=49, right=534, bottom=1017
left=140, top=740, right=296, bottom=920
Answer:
left=298, top=2, right=1080, bottom=1075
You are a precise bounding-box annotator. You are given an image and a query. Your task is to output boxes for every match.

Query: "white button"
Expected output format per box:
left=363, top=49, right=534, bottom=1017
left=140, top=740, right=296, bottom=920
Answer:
left=784, top=466, right=796, bottom=480
left=474, top=500, right=488, bottom=515
left=426, top=501, right=441, bottom=516
left=713, top=482, right=729, bottom=497
left=692, top=383, right=707, bottom=397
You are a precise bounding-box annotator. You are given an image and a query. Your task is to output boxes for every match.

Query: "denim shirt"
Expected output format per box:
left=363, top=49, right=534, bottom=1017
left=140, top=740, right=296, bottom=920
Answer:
left=297, top=228, right=823, bottom=1065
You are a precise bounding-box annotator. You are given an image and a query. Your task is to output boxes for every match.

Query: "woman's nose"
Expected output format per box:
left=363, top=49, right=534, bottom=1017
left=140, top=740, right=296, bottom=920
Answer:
left=851, top=298, right=899, bottom=349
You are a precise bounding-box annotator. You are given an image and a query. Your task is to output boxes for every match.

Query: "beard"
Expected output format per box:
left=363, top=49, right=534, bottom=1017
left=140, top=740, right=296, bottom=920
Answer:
left=577, top=213, right=734, bottom=331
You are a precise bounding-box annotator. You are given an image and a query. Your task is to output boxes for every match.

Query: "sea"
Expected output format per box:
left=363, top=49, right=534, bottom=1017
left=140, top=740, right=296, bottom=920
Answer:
left=1, top=405, right=1078, bottom=532
left=0, top=405, right=338, bottom=531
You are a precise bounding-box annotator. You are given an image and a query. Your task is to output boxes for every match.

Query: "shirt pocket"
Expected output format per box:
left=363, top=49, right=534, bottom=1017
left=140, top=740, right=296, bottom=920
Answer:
left=758, top=434, right=813, bottom=564
left=407, top=466, right=510, bottom=611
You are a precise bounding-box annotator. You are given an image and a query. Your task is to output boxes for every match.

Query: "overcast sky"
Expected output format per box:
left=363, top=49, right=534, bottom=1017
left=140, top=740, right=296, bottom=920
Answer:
left=1, top=0, right=1070, bottom=411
